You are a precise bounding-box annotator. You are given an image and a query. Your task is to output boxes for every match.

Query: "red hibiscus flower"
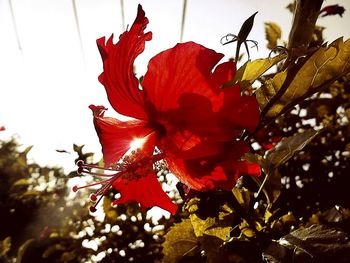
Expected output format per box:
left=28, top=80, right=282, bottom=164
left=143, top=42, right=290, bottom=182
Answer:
left=74, top=5, right=260, bottom=215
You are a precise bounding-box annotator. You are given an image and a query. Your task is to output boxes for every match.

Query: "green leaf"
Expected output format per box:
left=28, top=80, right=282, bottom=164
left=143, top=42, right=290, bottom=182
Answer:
left=256, top=71, right=287, bottom=115
left=232, top=187, right=251, bottom=210
left=22, top=145, right=33, bottom=155
left=162, top=219, right=199, bottom=263
left=228, top=54, right=286, bottom=90
left=17, top=239, right=34, bottom=263
left=257, top=38, right=350, bottom=117
left=242, top=153, right=265, bottom=169
left=0, top=236, right=11, bottom=257
left=256, top=129, right=320, bottom=203
left=17, top=145, right=33, bottom=167
left=270, top=212, right=297, bottom=232
left=311, top=206, right=350, bottom=225
left=60, top=251, right=77, bottom=262
left=190, top=203, right=233, bottom=241
left=265, top=129, right=320, bottom=172
left=265, top=22, right=282, bottom=50
left=186, top=197, right=200, bottom=213
left=243, top=153, right=281, bottom=204
left=73, top=144, right=84, bottom=154
left=42, top=244, right=66, bottom=258
left=263, top=225, right=350, bottom=263
left=239, top=219, right=256, bottom=238
left=19, top=190, right=40, bottom=199
left=199, top=235, right=228, bottom=263
left=103, top=196, right=118, bottom=220
left=247, top=129, right=319, bottom=204
left=12, top=178, right=31, bottom=187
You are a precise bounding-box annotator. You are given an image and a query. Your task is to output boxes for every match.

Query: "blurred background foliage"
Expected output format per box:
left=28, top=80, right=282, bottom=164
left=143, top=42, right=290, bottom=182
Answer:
left=0, top=139, right=186, bottom=263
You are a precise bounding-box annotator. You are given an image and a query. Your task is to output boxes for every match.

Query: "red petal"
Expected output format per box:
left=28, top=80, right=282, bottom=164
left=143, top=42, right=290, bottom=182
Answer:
left=165, top=141, right=260, bottom=191
left=91, top=113, right=152, bottom=166
left=162, top=128, right=227, bottom=160
left=165, top=156, right=227, bottom=191
left=209, top=61, right=237, bottom=92
left=97, top=5, right=151, bottom=119
left=143, top=41, right=259, bottom=140
left=112, top=172, right=178, bottom=215
left=143, top=42, right=224, bottom=112
left=209, top=60, right=260, bottom=132
left=112, top=134, right=177, bottom=215
left=161, top=93, right=229, bottom=142
left=233, top=161, right=261, bottom=178
left=220, top=88, right=260, bottom=132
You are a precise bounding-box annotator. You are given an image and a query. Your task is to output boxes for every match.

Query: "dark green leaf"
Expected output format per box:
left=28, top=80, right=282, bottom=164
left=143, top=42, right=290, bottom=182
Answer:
left=42, top=244, right=66, bottom=258
left=17, top=239, right=34, bottom=263
left=0, top=236, right=11, bottom=257
left=162, top=219, right=199, bottom=263
left=199, top=235, right=227, bottom=263
left=12, top=178, right=31, bottom=187
left=60, top=251, right=77, bottom=262
left=17, top=145, right=33, bottom=167
left=265, top=129, right=320, bottom=171
left=263, top=225, right=350, bottom=263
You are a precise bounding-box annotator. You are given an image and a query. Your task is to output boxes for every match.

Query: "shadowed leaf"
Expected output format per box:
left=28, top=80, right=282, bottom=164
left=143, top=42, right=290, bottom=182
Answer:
left=0, top=237, right=11, bottom=257
left=17, top=145, right=33, bottom=167
left=17, top=239, right=34, bottom=263
left=265, top=129, right=320, bottom=171
left=12, top=178, right=31, bottom=188
left=42, top=244, right=66, bottom=258
left=263, top=225, right=350, bottom=262
left=261, top=129, right=319, bottom=203
left=243, top=153, right=281, bottom=203
left=199, top=235, right=227, bottom=263
left=162, top=219, right=199, bottom=263
left=60, top=251, right=77, bottom=262
left=19, top=190, right=41, bottom=199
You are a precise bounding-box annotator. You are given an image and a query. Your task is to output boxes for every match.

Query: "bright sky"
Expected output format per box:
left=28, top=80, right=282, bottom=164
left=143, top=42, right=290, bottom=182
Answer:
left=1, top=0, right=350, bottom=172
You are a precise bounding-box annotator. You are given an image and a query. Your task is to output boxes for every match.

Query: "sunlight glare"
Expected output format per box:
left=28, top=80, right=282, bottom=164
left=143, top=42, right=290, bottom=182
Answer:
left=129, top=137, right=146, bottom=150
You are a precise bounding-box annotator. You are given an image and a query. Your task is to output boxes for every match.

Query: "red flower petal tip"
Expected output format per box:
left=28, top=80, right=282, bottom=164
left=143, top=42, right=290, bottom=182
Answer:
left=89, top=104, right=107, bottom=117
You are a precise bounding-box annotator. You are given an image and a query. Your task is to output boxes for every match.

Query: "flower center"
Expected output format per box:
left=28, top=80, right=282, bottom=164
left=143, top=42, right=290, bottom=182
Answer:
left=147, top=121, right=167, bottom=139
left=72, top=149, right=165, bottom=212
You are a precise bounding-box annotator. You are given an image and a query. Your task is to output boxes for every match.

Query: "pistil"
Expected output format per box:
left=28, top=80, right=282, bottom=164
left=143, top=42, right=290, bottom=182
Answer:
left=72, top=149, right=165, bottom=212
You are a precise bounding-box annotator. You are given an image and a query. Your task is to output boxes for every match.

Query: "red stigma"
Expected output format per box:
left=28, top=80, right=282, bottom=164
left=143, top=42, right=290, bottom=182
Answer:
left=90, top=194, right=97, bottom=202
left=77, top=167, right=84, bottom=175
left=89, top=206, right=97, bottom=213
left=76, top=160, right=84, bottom=167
